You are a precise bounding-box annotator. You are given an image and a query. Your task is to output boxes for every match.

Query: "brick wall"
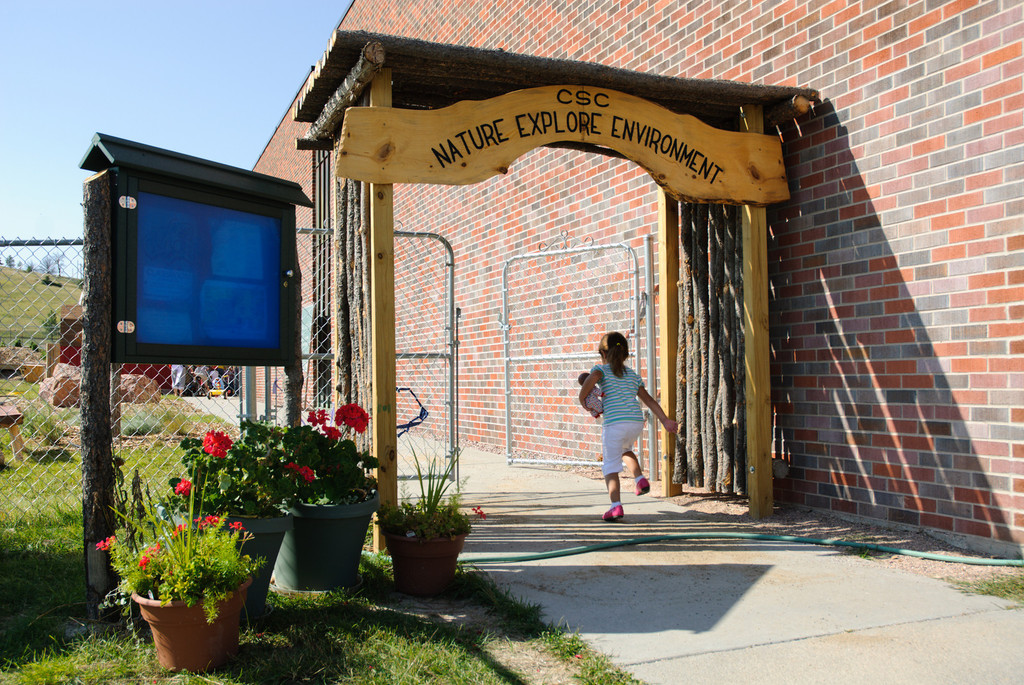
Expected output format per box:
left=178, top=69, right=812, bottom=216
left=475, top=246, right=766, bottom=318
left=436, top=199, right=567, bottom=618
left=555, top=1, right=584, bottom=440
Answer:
left=261, top=0, right=1022, bottom=553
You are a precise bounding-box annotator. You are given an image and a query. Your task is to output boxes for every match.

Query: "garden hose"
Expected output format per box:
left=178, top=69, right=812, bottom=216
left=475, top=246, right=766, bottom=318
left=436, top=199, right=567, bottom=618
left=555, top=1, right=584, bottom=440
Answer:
left=459, top=532, right=1024, bottom=567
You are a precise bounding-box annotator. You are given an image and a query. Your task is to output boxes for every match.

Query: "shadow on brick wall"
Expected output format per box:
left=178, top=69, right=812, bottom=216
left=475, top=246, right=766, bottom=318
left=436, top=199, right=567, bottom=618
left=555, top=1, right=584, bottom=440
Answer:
left=767, top=100, right=1010, bottom=547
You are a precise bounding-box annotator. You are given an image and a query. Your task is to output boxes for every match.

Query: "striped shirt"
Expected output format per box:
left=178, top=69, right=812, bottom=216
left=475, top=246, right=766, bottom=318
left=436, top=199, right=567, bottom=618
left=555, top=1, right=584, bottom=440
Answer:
left=591, top=363, right=644, bottom=425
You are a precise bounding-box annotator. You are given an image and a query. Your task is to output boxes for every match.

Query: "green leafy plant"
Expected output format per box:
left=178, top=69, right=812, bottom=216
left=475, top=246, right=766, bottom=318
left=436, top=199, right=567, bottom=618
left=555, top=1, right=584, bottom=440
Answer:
left=282, top=405, right=379, bottom=506
left=41, top=309, right=59, bottom=340
left=100, top=480, right=262, bottom=622
left=172, top=421, right=300, bottom=518
left=170, top=405, right=379, bottom=516
left=377, top=452, right=476, bottom=540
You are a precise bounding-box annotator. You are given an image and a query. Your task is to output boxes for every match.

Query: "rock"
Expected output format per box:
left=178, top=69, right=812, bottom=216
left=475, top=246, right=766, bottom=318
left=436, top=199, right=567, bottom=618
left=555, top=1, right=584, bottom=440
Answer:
left=118, top=374, right=160, bottom=404
left=40, top=364, right=81, bottom=408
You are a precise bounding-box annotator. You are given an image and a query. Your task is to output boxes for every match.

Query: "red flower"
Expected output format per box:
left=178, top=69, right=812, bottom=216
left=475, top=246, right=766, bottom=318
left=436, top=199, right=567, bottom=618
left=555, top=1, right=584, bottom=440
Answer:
left=472, top=506, right=487, bottom=520
left=196, top=515, right=220, bottom=529
left=229, top=521, right=245, bottom=531
left=202, top=431, right=233, bottom=458
left=174, top=478, right=192, bottom=497
left=95, top=535, right=115, bottom=551
left=307, top=409, right=329, bottom=427
left=139, top=555, right=150, bottom=570
left=285, top=462, right=316, bottom=483
left=336, top=404, right=369, bottom=434
left=322, top=425, right=342, bottom=441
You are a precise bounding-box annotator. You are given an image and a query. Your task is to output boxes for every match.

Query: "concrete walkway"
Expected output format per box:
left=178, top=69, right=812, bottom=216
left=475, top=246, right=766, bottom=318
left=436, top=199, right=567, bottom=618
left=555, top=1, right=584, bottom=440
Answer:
left=456, top=447, right=1024, bottom=684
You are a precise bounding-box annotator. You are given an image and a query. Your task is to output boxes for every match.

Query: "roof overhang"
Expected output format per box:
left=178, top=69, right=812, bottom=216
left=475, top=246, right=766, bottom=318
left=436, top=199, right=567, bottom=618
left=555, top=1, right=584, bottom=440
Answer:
left=293, top=30, right=820, bottom=142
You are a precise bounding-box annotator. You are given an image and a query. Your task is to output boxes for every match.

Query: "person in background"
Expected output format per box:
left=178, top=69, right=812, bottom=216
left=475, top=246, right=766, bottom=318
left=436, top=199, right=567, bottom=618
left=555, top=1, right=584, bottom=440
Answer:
left=170, top=364, right=186, bottom=397
left=192, top=365, right=210, bottom=395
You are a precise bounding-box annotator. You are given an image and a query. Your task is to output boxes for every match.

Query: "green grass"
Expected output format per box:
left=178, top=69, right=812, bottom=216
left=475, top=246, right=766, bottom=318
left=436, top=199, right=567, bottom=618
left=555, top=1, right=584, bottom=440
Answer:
left=0, top=266, right=81, bottom=346
left=959, top=572, right=1024, bottom=604
left=0, top=511, right=639, bottom=684
left=0, top=388, right=236, bottom=520
left=0, top=509, right=86, bottom=666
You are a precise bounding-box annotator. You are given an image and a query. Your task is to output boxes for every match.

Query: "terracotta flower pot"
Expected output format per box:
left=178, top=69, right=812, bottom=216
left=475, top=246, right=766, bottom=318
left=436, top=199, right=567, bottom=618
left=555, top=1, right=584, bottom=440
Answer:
left=132, top=578, right=251, bottom=673
left=384, top=532, right=467, bottom=597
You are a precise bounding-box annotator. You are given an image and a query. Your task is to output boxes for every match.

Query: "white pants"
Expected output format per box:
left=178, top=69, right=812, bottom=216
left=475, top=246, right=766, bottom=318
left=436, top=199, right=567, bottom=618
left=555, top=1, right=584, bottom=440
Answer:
left=601, top=420, right=644, bottom=476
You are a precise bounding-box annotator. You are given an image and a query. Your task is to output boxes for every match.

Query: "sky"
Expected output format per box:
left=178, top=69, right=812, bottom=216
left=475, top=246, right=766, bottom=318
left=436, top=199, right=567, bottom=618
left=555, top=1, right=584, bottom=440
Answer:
left=0, top=1, right=353, bottom=242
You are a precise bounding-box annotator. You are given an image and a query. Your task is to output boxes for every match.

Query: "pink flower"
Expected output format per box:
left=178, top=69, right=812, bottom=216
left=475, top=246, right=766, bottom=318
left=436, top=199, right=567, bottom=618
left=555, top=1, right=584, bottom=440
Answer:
left=95, top=535, right=115, bottom=551
left=202, top=431, right=233, bottom=458
left=174, top=479, right=192, bottom=497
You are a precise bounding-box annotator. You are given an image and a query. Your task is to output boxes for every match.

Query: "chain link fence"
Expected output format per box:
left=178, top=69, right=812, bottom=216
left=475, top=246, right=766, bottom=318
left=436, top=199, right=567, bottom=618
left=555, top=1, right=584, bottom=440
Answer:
left=1, top=239, right=89, bottom=519
left=501, top=234, right=650, bottom=470
left=0, top=230, right=458, bottom=521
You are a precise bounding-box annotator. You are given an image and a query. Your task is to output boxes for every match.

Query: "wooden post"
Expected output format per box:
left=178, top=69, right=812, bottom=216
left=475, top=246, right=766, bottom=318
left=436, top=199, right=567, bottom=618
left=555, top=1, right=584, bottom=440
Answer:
left=283, top=264, right=303, bottom=427
left=81, top=170, right=117, bottom=620
left=45, top=342, right=59, bottom=378
left=331, top=169, right=342, bottom=411
left=741, top=105, right=772, bottom=519
left=657, top=190, right=682, bottom=497
left=369, top=68, right=397, bottom=552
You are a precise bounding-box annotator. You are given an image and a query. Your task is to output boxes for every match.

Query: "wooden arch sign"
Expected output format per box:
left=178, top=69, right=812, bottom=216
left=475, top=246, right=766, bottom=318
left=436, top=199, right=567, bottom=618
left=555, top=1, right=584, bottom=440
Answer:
left=335, top=85, right=788, bottom=206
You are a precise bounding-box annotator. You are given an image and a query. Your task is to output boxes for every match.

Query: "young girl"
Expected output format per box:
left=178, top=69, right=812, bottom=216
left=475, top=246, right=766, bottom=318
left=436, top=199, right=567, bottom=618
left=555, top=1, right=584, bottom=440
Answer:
left=578, top=331, right=678, bottom=521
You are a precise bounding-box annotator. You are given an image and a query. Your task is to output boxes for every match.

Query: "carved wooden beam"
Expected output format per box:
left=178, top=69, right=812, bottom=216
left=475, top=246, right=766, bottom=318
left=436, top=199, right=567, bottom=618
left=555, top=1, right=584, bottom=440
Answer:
left=336, top=85, right=790, bottom=206
left=297, top=41, right=385, bottom=149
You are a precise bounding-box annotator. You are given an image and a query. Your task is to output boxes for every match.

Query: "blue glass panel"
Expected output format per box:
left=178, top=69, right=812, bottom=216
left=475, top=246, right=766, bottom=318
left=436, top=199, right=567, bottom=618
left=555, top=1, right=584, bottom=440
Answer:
left=135, top=191, right=281, bottom=348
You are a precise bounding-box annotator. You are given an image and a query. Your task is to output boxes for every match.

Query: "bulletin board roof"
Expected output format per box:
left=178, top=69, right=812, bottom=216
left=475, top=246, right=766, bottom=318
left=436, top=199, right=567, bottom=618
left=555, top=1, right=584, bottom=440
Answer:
left=293, top=30, right=819, bottom=131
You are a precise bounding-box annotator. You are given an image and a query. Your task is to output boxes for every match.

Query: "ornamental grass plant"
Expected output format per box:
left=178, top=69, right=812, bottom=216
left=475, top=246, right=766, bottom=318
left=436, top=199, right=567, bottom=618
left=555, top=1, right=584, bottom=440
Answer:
left=378, top=451, right=478, bottom=540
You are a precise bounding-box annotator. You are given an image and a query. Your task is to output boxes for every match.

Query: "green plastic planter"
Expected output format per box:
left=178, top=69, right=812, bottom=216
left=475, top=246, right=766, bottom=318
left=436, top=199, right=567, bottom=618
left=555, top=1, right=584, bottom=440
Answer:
left=226, top=513, right=293, bottom=619
left=273, top=493, right=379, bottom=591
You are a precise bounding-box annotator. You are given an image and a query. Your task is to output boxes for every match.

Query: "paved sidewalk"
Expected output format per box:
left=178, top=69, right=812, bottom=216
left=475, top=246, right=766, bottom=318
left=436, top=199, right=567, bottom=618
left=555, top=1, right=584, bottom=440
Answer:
left=456, top=447, right=1024, bottom=685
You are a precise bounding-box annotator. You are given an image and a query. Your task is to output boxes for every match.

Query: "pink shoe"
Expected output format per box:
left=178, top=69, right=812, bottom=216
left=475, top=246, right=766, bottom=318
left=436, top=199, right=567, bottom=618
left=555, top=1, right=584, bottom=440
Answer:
left=602, top=505, right=624, bottom=521
left=635, top=477, right=650, bottom=496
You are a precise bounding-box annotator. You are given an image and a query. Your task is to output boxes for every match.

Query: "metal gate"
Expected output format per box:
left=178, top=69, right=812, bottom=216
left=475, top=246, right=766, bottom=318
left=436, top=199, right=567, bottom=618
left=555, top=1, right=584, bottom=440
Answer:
left=501, top=231, right=652, bottom=470
left=394, top=231, right=459, bottom=480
